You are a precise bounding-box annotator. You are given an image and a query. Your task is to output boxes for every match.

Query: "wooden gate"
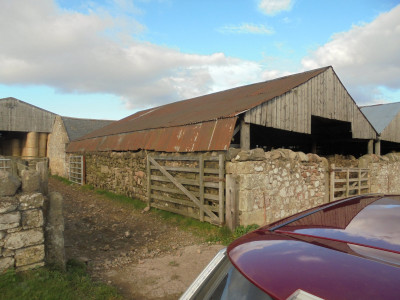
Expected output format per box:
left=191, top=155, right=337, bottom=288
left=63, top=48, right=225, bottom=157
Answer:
left=147, top=154, right=225, bottom=225
left=330, top=165, right=370, bottom=201
left=69, top=155, right=85, bottom=185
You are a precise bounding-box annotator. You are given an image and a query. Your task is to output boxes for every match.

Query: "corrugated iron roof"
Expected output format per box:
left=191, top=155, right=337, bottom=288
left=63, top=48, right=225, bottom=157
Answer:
left=360, top=102, right=400, bottom=134
left=67, top=66, right=329, bottom=153
left=67, top=118, right=236, bottom=152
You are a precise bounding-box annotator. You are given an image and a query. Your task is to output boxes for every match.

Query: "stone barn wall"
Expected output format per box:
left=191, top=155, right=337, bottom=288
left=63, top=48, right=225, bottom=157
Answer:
left=226, top=149, right=330, bottom=226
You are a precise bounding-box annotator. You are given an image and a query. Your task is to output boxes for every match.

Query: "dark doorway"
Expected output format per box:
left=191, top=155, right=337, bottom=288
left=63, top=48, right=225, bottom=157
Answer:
left=311, top=116, right=366, bottom=156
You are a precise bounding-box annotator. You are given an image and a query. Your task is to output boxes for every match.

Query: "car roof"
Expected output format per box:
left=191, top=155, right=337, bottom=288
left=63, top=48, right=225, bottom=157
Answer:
left=227, top=195, right=400, bottom=299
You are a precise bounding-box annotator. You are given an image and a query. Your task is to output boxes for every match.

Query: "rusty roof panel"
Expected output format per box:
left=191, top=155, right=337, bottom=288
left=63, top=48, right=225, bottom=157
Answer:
left=78, top=67, right=329, bottom=141
left=66, top=118, right=237, bottom=153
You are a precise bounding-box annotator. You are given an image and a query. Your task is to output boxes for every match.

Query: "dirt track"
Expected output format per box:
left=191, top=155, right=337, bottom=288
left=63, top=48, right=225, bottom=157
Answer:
left=49, top=178, right=224, bottom=299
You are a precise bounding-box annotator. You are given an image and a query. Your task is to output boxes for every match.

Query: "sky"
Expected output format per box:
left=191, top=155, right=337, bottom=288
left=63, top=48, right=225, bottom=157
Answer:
left=0, top=0, right=399, bottom=120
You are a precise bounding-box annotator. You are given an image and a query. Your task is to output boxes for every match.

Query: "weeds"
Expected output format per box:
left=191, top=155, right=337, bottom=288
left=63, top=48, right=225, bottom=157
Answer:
left=51, top=175, right=73, bottom=185
left=0, top=260, right=122, bottom=300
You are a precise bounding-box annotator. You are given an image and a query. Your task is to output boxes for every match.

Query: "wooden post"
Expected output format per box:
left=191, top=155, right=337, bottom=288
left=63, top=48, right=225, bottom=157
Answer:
left=358, top=169, right=361, bottom=195
left=225, top=174, right=238, bottom=231
left=218, top=154, right=225, bottom=225
left=146, top=154, right=151, bottom=207
left=346, top=169, right=350, bottom=197
left=199, top=154, right=204, bottom=222
left=368, top=139, right=374, bottom=154
left=82, top=155, right=86, bottom=185
left=240, top=120, right=250, bottom=150
left=330, top=164, right=335, bottom=202
left=375, top=138, right=381, bottom=156
left=311, top=140, right=317, bottom=154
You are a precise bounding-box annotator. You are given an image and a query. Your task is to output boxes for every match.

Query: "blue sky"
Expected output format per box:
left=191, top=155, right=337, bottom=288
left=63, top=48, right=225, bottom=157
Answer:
left=0, top=0, right=399, bottom=120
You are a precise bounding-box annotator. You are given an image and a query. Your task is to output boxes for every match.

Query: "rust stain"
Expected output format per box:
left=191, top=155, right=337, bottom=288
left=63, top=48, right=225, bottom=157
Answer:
left=67, top=118, right=237, bottom=153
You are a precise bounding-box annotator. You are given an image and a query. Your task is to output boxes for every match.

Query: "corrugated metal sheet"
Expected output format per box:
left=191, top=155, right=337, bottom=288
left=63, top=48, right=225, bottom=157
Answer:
left=67, top=118, right=236, bottom=153
left=360, top=102, right=400, bottom=134
left=67, top=67, right=329, bottom=153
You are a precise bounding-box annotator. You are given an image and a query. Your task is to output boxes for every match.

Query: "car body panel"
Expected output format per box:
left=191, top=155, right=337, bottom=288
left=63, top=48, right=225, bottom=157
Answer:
left=227, top=195, right=400, bottom=300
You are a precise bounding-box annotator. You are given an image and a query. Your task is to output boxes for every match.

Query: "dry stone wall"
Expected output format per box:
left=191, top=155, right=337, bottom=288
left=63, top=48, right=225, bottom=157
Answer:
left=83, top=151, right=148, bottom=201
left=0, top=170, right=46, bottom=272
left=226, top=148, right=330, bottom=226
left=359, top=153, right=400, bottom=194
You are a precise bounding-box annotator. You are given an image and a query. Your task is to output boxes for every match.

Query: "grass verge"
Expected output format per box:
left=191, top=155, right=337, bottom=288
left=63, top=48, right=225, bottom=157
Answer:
left=51, top=176, right=259, bottom=245
left=0, top=260, right=122, bottom=300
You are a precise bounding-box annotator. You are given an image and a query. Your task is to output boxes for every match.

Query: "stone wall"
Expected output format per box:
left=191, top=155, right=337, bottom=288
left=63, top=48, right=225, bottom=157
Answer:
left=226, top=148, right=330, bottom=226
left=0, top=170, right=46, bottom=272
left=359, top=153, right=400, bottom=194
left=0, top=168, right=65, bottom=273
left=83, top=151, right=148, bottom=201
left=47, top=115, right=70, bottom=177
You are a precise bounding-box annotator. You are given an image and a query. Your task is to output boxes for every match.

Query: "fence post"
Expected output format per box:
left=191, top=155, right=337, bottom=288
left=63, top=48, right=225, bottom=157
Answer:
left=330, top=164, right=335, bottom=202
left=346, top=169, right=350, bottom=197
left=225, top=174, right=238, bottom=231
left=218, top=154, right=225, bottom=225
left=199, top=154, right=204, bottom=222
left=146, top=154, right=151, bottom=207
left=82, top=155, right=86, bottom=185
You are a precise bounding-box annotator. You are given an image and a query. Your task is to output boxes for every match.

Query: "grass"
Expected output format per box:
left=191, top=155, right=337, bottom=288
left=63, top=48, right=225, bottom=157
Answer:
left=51, top=175, right=259, bottom=245
left=0, top=260, right=122, bottom=300
left=51, top=175, right=73, bottom=185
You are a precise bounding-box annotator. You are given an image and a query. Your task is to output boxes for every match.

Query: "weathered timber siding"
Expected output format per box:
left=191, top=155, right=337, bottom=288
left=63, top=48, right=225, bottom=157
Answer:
left=244, top=68, right=376, bottom=139
left=0, top=98, right=56, bottom=133
left=47, top=116, right=70, bottom=177
left=381, top=111, right=400, bottom=143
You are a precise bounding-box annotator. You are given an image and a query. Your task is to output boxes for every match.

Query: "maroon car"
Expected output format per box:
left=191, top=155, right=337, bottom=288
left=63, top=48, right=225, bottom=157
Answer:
left=181, top=194, right=400, bottom=300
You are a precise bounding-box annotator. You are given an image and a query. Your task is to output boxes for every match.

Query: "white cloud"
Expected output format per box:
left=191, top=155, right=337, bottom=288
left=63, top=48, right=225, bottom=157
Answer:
left=0, top=0, right=268, bottom=110
left=302, top=4, right=400, bottom=104
left=218, top=23, right=274, bottom=35
left=258, top=0, right=293, bottom=16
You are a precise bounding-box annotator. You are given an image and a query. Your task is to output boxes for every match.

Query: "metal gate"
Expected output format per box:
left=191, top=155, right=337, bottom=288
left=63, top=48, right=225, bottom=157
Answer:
left=330, top=165, right=370, bottom=201
left=147, top=154, right=225, bottom=225
left=69, top=155, right=85, bottom=185
left=0, top=158, right=11, bottom=171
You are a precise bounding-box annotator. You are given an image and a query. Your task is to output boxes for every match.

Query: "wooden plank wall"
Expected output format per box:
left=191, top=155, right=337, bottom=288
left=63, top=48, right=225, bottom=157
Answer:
left=0, top=98, right=56, bottom=133
left=244, top=68, right=376, bottom=140
left=381, top=110, right=400, bottom=143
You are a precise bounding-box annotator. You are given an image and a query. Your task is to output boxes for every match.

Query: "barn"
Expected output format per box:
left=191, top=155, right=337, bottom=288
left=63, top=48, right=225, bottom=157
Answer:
left=47, top=115, right=113, bottom=176
left=66, top=66, right=379, bottom=226
left=0, top=97, right=113, bottom=174
left=0, top=97, right=56, bottom=159
left=68, top=66, right=377, bottom=155
left=361, top=102, right=400, bottom=155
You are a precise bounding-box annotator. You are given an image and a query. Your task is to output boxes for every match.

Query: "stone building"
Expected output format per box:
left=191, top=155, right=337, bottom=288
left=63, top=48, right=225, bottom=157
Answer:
left=47, top=116, right=113, bottom=176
